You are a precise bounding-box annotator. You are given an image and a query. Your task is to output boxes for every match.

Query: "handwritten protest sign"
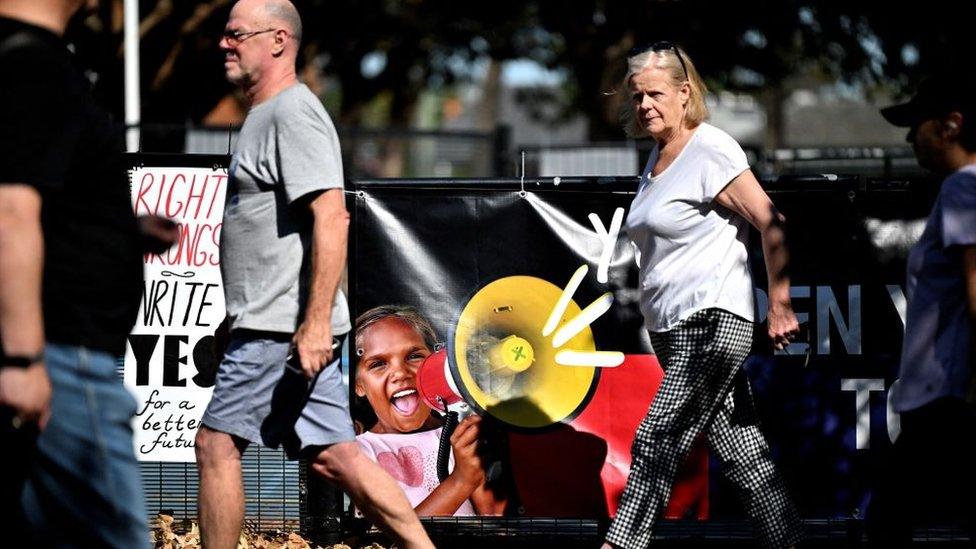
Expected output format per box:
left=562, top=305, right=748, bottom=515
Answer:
left=124, top=166, right=227, bottom=462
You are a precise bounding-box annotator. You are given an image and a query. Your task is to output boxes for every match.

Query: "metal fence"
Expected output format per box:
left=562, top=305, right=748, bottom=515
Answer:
left=517, top=141, right=767, bottom=180
left=519, top=142, right=923, bottom=181
left=760, top=145, right=922, bottom=178
left=131, top=124, right=509, bottom=179
left=133, top=123, right=921, bottom=181
left=140, top=448, right=300, bottom=531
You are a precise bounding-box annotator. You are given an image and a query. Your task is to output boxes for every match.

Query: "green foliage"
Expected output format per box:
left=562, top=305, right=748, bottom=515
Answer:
left=73, top=0, right=972, bottom=135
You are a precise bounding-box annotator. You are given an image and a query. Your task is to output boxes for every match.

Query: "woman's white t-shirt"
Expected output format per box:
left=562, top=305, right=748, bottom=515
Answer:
left=625, top=122, right=755, bottom=332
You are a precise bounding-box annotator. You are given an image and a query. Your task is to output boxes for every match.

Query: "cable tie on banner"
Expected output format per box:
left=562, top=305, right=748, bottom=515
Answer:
left=519, top=150, right=526, bottom=197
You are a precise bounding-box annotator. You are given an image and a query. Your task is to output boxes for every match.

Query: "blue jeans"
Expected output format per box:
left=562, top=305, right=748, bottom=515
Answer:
left=22, top=344, right=147, bottom=548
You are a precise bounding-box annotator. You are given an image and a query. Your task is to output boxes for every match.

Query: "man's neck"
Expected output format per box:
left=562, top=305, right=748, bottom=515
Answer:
left=943, top=148, right=976, bottom=175
left=244, top=67, right=299, bottom=106
left=0, top=0, right=77, bottom=36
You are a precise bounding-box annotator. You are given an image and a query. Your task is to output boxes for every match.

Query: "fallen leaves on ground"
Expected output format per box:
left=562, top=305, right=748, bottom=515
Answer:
left=151, top=514, right=382, bottom=549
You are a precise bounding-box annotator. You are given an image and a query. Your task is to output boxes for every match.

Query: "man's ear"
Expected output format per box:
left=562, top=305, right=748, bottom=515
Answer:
left=945, top=111, right=964, bottom=137
left=271, top=29, right=288, bottom=56
left=354, top=380, right=366, bottom=398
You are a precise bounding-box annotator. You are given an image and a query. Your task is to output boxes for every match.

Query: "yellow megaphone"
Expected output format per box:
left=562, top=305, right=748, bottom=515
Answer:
left=417, top=275, right=600, bottom=430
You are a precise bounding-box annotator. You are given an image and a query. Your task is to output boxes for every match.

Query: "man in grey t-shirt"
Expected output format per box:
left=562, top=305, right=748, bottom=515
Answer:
left=195, top=2, right=433, bottom=548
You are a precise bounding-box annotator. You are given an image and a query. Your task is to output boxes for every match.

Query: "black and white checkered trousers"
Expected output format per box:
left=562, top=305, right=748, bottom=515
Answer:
left=606, top=308, right=803, bottom=549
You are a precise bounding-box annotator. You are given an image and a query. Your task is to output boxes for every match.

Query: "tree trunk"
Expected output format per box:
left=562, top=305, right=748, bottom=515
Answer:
left=476, top=59, right=502, bottom=132
left=761, top=86, right=788, bottom=150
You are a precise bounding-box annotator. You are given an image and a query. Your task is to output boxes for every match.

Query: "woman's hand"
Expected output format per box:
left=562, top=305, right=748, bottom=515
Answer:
left=767, top=299, right=800, bottom=350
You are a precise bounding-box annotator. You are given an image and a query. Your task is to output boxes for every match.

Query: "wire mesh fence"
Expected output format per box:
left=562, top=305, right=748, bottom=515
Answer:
left=140, top=450, right=301, bottom=531
left=130, top=124, right=509, bottom=179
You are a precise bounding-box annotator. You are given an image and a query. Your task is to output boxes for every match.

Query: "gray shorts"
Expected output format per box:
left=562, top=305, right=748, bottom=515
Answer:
left=201, top=330, right=356, bottom=458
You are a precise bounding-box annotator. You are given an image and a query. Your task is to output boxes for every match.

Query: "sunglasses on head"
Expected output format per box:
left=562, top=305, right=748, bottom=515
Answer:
left=628, top=41, right=688, bottom=80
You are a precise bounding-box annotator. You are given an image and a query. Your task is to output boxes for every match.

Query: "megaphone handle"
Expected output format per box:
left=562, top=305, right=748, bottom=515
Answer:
left=436, top=410, right=459, bottom=482
left=485, top=459, right=503, bottom=484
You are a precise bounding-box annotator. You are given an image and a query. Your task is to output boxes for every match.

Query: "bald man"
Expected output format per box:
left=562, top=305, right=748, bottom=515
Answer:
left=194, top=2, right=434, bottom=548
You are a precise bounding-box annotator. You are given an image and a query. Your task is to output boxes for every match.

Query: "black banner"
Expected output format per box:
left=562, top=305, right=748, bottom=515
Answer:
left=351, top=175, right=936, bottom=525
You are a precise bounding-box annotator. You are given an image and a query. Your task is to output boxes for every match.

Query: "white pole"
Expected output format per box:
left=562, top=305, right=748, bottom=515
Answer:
left=124, top=0, right=140, bottom=152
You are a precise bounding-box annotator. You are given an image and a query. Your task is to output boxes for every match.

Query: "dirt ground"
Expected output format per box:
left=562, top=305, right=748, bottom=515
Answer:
left=151, top=515, right=385, bottom=549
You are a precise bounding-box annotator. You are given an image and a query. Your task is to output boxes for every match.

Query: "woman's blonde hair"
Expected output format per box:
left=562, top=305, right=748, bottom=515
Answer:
left=619, top=44, right=709, bottom=138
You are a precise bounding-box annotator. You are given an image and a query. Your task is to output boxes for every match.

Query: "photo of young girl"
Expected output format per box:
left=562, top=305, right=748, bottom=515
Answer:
left=353, top=305, right=507, bottom=516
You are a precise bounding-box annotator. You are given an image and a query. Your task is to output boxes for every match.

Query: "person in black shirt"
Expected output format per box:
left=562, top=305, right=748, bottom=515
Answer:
left=0, top=0, right=176, bottom=545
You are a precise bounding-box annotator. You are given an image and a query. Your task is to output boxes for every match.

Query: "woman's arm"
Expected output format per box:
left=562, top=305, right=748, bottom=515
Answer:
left=715, top=169, right=799, bottom=349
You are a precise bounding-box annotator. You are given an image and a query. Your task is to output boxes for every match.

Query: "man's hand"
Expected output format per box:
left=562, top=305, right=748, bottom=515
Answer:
left=0, top=363, right=51, bottom=429
left=137, top=215, right=180, bottom=255
left=291, top=320, right=333, bottom=379
left=0, top=184, right=47, bottom=426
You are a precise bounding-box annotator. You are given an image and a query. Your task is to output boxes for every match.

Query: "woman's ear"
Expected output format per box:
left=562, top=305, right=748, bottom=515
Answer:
left=354, top=379, right=366, bottom=398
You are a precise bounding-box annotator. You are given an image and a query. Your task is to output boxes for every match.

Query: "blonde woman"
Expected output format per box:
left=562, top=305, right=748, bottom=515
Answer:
left=604, top=42, right=802, bottom=549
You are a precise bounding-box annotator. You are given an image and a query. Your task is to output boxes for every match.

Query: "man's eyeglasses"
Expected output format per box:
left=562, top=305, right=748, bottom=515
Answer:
left=628, top=40, right=689, bottom=81
left=222, top=28, right=277, bottom=46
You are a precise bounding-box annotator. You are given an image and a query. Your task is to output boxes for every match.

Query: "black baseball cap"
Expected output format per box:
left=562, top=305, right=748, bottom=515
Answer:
left=880, top=75, right=974, bottom=127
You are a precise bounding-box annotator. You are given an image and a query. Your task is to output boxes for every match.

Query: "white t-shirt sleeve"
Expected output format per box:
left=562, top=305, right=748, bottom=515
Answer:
left=941, top=170, right=976, bottom=248
left=699, top=127, right=750, bottom=202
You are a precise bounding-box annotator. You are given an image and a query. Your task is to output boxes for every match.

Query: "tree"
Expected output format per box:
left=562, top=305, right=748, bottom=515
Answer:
left=520, top=0, right=973, bottom=143
left=70, top=0, right=973, bottom=147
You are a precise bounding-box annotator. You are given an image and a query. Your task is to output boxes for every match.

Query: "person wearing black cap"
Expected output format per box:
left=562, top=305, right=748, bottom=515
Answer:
left=867, top=75, right=976, bottom=546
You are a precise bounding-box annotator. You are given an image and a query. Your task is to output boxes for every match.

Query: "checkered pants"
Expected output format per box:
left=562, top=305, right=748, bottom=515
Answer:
left=606, top=308, right=803, bottom=549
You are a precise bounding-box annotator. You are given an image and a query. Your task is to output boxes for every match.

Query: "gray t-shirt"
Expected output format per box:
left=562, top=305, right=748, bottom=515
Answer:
left=221, top=83, right=350, bottom=335
left=893, top=164, right=976, bottom=412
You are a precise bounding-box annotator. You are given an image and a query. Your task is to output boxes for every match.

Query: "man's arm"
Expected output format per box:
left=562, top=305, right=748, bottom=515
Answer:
left=0, top=184, right=50, bottom=426
left=292, top=188, right=349, bottom=379
left=963, top=246, right=976, bottom=402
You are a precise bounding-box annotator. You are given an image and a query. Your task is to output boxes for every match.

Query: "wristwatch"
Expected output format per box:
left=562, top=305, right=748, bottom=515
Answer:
left=1, top=352, right=44, bottom=368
